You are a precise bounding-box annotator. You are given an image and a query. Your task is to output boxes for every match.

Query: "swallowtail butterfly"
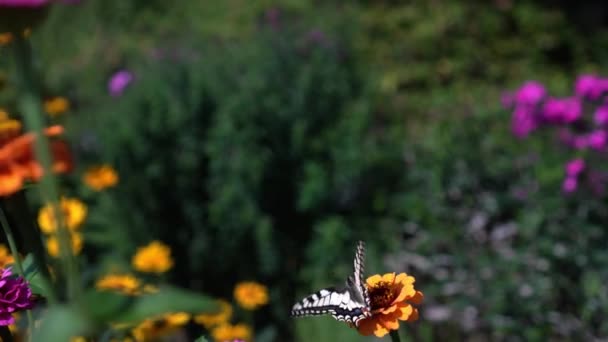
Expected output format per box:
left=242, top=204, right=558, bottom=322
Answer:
left=290, top=241, right=371, bottom=327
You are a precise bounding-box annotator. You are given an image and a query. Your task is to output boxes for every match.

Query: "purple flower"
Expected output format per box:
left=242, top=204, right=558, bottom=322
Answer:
left=515, top=81, right=546, bottom=106
left=541, top=97, right=582, bottom=124
left=565, top=158, right=585, bottom=176
left=0, top=0, right=47, bottom=7
left=562, top=177, right=578, bottom=193
left=108, top=70, right=133, bottom=97
left=511, top=105, right=538, bottom=138
left=0, top=268, right=34, bottom=326
left=594, top=105, right=608, bottom=126
left=575, top=74, right=608, bottom=100
left=588, top=130, right=607, bottom=150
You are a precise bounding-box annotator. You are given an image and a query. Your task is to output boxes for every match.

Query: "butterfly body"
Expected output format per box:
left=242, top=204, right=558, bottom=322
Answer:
left=291, top=241, right=371, bottom=327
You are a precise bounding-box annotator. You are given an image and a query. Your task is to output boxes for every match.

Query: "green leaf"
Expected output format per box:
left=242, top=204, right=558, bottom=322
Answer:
left=31, top=305, right=92, bottom=341
left=82, top=289, right=135, bottom=322
left=113, top=285, right=218, bottom=323
left=194, top=336, right=209, bottom=342
left=21, top=253, right=53, bottom=299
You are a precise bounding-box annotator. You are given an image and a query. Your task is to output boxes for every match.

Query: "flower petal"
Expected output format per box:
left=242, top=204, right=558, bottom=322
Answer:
left=410, top=291, right=424, bottom=305
left=381, top=272, right=396, bottom=283
left=379, top=304, right=398, bottom=314
left=393, top=281, right=416, bottom=304
left=378, top=312, right=400, bottom=330
left=395, top=273, right=415, bottom=286
left=366, top=274, right=383, bottom=287
left=407, top=308, right=419, bottom=322
left=396, top=303, right=414, bottom=321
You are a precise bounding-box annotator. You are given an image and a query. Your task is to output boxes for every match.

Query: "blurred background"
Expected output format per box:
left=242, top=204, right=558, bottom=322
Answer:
left=3, top=0, right=608, bottom=341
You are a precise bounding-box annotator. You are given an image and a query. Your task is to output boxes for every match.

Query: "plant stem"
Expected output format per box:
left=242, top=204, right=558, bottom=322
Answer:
left=11, top=34, right=80, bottom=302
left=389, top=329, right=401, bottom=342
left=0, top=206, right=34, bottom=342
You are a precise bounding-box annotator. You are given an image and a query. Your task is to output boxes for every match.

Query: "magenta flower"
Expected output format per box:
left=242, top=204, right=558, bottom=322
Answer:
left=565, top=158, right=585, bottom=177
left=542, top=97, right=582, bottom=123
left=515, top=81, right=546, bottom=105
left=0, top=0, right=48, bottom=7
left=108, top=70, right=133, bottom=97
left=588, top=130, right=607, bottom=150
left=562, top=177, right=578, bottom=193
left=594, top=105, right=608, bottom=126
left=0, top=268, right=34, bottom=326
left=511, top=105, right=538, bottom=138
left=575, top=74, right=608, bottom=100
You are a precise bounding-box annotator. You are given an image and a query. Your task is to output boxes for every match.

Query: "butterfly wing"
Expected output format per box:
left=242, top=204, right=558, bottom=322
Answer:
left=291, top=241, right=372, bottom=327
left=290, top=287, right=368, bottom=326
left=353, top=241, right=371, bottom=308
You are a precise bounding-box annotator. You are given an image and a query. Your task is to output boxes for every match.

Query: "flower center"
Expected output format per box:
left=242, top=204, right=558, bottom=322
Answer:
left=368, top=281, right=398, bottom=310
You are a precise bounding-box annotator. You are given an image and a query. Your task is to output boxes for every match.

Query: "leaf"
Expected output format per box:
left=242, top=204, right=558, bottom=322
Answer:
left=31, top=305, right=92, bottom=342
left=21, top=253, right=54, bottom=299
left=194, top=336, right=209, bottom=342
left=113, top=285, right=218, bottom=323
left=82, top=289, right=135, bottom=322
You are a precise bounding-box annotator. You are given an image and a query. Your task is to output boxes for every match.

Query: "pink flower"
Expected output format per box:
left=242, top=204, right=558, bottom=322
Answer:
left=0, top=0, right=47, bottom=7
left=108, top=70, right=133, bottom=97
left=511, top=105, right=538, bottom=138
left=562, top=177, right=578, bottom=193
left=515, top=81, right=546, bottom=105
left=565, top=158, right=585, bottom=177
left=0, top=268, right=34, bottom=326
left=594, top=105, right=608, bottom=126
left=575, top=74, right=608, bottom=100
left=588, top=130, right=607, bottom=150
left=542, top=97, right=582, bottom=124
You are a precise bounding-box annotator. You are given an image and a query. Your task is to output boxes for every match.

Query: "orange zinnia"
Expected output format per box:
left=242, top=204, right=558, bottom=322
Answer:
left=357, top=272, right=423, bottom=338
left=0, top=121, right=72, bottom=197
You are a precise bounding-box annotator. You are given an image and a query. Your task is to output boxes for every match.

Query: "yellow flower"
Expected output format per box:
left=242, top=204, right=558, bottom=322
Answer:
left=193, top=300, right=232, bottom=329
left=211, top=323, right=252, bottom=342
left=356, top=272, right=423, bottom=338
left=38, top=197, right=87, bottom=234
left=70, top=337, right=87, bottom=342
left=0, top=33, right=12, bottom=45
left=0, top=110, right=22, bottom=140
left=0, top=244, right=14, bottom=268
left=83, top=165, right=119, bottom=191
left=96, top=274, right=141, bottom=296
left=44, top=96, right=70, bottom=117
left=131, top=312, right=190, bottom=341
left=234, top=281, right=268, bottom=310
left=46, top=233, right=83, bottom=258
left=131, top=241, right=173, bottom=274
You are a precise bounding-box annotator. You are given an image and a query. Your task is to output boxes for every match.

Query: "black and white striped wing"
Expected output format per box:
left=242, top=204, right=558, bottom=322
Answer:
left=291, top=241, right=372, bottom=327
left=352, top=241, right=370, bottom=308
left=290, top=287, right=369, bottom=326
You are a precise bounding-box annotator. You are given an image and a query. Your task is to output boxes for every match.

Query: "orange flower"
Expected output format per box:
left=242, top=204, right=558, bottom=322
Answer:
left=0, top=33, right=12, bottom=45
left=356, top=272, right=423, bottom=338
left=0, top=119, right=72, bottom=197
left=83, top=165, right=118, bottom=191
left=44, top=96, right=70, bottom=117
left=233, top=281, right=269, bottom=310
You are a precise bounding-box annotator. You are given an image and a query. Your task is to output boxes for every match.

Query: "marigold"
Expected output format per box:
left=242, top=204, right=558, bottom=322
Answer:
left=233, top=281, right=268, bottom=310
left=44, top=96, right=70, bottom=116
left=95, top=274, right=141, bottom=296
left=0, top=244, right=14, bottom=268
left=131, top=241, right=173, bottom=274
left=193, top=300, right=232, bottom=328
left=46, top=232, right=83, bottom=257
left=0, top=123, right=72, bottom=197
left=211, top=323, right=252, bottom=342
left=37, top=197, right=87, bottom=234
left=131, top=312, right=190, bottom=341
left=83, top=164, right=118, bottom=191
left=356, top=272, right=423, bottom=338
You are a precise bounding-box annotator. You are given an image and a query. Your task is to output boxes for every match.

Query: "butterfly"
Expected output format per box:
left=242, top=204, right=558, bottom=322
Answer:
left=290, top=241, right=372, bottom=327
